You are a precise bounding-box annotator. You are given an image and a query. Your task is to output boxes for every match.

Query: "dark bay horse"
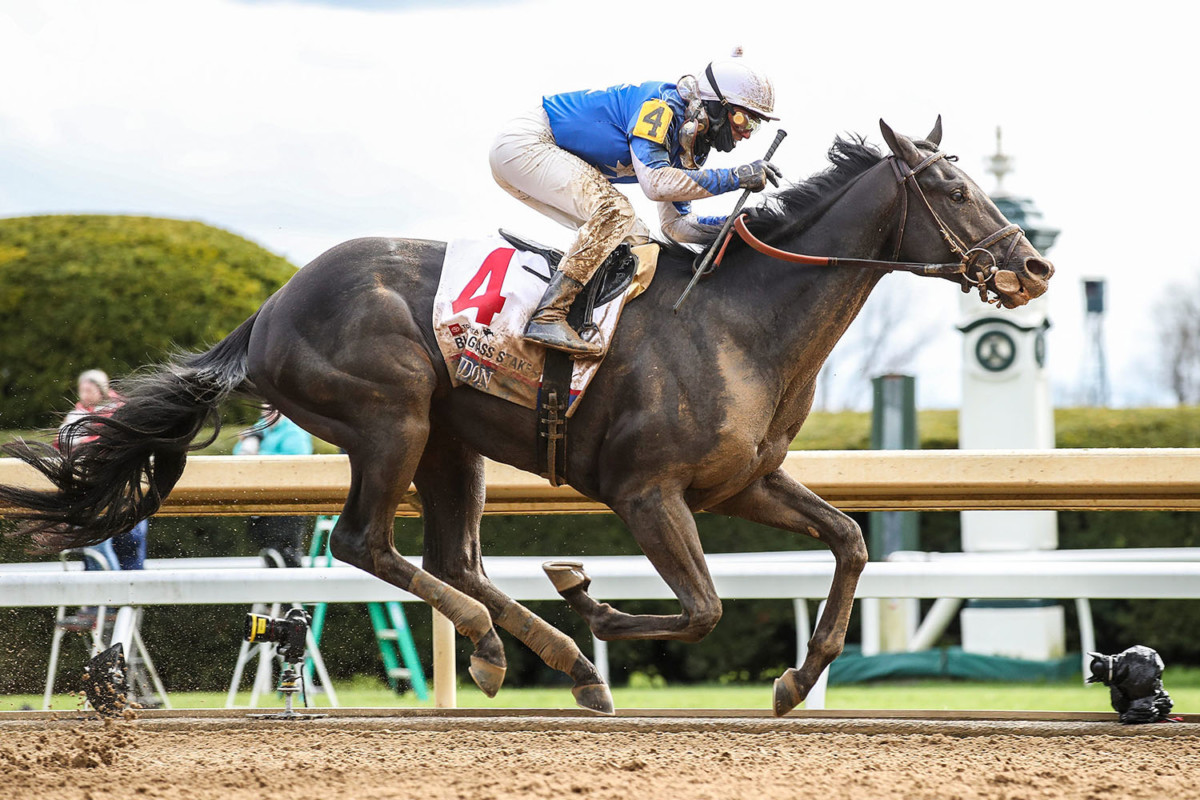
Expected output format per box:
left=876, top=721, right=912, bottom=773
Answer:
left=0, top=119, right=1052, bottom=715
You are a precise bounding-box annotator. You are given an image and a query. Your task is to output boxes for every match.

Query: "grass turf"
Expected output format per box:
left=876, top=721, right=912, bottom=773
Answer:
left=9, top=668, right=1200, bottom=714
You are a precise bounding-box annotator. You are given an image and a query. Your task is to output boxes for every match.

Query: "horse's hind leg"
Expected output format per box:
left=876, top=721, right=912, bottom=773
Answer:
left=415, top=427, right=613, bottom=714
left=328, top=418, right=506, bottom=698
left=246, top=246, right=503, bottom=696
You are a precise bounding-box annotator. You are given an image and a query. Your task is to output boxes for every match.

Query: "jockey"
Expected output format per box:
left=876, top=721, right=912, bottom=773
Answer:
left=490, top=50, right=781, bottom=357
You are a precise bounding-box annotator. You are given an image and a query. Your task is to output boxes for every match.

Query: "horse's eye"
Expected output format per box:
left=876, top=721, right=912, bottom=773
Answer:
left=951, top=189, right=967, bottom=203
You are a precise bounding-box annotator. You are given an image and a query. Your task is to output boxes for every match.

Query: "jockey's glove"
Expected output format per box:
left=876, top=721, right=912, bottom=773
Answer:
left=733, top=160, right=783, bottom=192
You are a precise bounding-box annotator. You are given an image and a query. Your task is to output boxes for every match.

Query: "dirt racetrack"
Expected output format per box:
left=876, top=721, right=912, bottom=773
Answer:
left=2, top=711, right=1199, bottom=800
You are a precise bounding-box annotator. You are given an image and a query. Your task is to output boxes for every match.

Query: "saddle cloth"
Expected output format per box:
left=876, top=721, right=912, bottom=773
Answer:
left=433, top=235, right=657, bottom=416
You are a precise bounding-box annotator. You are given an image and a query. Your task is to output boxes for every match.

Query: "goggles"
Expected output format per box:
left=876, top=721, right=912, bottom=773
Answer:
left=729, top=108, right=763, bottom=137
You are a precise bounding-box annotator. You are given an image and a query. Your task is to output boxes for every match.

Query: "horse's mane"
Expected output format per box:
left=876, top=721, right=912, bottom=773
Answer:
left=656, top=133, right=891, bottom=257
left=743, top=134, right=885, bottom=241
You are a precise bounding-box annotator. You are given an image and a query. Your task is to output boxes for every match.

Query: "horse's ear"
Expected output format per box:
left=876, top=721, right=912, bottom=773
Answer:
left=879, top=119, right=900, bottom=154
left=926, top=115, right=943, bottom=147
left=879, top=119, right=921, bottom=163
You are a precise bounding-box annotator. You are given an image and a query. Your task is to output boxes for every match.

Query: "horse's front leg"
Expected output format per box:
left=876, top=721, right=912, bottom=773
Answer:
left=545, top=485, right=723, bottom=642
left=709, top=467, right=868, bottom=716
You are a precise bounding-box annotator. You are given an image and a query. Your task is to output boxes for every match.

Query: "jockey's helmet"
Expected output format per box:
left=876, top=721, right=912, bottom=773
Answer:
left=697, top=51, right=779, bottom=121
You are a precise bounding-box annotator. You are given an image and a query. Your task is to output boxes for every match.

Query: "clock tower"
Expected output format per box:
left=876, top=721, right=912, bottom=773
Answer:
left=957, top=128, right=1062, bottom=660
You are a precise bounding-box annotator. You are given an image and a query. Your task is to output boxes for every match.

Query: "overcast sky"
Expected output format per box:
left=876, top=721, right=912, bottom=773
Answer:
left=3, top=0, right=1197, bottom=410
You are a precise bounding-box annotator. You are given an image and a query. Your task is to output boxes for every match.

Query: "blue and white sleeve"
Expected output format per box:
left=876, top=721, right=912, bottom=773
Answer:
left=658, top=201, right=726, bottom=244
left=630, top=138, right=741, bottom=202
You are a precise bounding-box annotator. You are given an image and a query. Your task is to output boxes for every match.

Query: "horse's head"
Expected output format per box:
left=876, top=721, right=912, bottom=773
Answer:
left=879, top=117, right=1054, bottom=309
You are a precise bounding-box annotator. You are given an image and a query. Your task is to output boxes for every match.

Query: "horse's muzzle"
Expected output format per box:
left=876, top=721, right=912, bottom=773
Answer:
left=1018, top=255, right=1054, bottom=300
left=992, top=256, right=1054, bottom=308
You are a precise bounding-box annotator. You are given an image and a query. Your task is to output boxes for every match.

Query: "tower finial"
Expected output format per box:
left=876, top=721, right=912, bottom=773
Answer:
left=986, top=125, right=1013, bottom=194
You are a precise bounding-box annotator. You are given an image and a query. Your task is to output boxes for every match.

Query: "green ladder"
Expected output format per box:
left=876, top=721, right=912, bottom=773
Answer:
left=305, top=517, right=429, bottom=701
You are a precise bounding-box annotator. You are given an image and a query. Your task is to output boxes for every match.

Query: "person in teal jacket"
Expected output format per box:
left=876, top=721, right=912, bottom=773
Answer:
left=235, top=412, right=313, bottom=566
left=254, top=414, right=313, bottom=457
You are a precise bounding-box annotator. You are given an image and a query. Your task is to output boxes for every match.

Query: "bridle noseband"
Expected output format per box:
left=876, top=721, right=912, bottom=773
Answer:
left=713, top=149, right=1028, bottom=307
left=890, top=151, right=1024, bottom=304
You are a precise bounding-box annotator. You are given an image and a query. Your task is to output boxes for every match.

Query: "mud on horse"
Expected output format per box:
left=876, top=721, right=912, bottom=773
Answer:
left=0, top=118, right=1051, bottom=715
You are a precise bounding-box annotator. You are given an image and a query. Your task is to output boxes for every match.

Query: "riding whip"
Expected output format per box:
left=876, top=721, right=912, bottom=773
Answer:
left=673, top=128, right=787, bottom=313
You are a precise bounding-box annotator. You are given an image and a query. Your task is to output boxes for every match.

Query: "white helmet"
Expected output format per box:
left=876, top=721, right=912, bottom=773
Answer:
left=698, top=48, right=778, bottom=120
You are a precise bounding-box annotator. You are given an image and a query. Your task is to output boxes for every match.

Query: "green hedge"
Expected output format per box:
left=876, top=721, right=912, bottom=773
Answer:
left=0, top=215, right=295, bottom=428
left=793, top=406, right=1200, bottom=450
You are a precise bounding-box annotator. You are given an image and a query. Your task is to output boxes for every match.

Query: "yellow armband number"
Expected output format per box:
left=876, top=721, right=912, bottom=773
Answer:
left=632, top=99, right=673, bottom=144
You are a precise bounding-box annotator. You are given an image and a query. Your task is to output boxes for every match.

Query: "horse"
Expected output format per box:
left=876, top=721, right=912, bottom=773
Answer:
left=0, top=118, right=1053, bottom=716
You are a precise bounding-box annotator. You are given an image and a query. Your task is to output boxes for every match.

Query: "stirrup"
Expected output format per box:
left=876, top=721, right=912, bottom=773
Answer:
left=525, top=326, right=604, bottom=357
left=524, top=322, right=603, bottom=358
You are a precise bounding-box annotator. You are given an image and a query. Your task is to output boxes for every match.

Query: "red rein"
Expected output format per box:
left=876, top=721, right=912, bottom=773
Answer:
left=714, top=214, right=832, bottom=268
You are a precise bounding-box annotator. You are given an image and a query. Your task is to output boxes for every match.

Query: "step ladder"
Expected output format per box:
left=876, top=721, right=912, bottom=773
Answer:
left=307, top=517, right=429, bottom=700
left=225, top=548, right=339, bottom=708
left=44, top=548, right=170, bottom=711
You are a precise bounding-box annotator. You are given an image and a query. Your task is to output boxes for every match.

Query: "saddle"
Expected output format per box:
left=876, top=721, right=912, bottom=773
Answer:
left=498, top=229, right=641, bottom=486
left=499, top=229, right=639, bottom=309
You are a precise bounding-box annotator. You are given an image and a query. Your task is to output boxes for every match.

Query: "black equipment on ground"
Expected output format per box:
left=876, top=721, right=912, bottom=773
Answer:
left=243, top=606, right=325, bottom=720
left=1087, top=645, right=1175, bottom=724
left=244, top=606, right=309, bottom=662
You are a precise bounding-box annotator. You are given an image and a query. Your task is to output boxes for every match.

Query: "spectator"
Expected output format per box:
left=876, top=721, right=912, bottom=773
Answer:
left=58, top=370, right=148, bottom=629
left=234, top=411, right=313, bottom=568
left=59, top=370, right=149, bottom=571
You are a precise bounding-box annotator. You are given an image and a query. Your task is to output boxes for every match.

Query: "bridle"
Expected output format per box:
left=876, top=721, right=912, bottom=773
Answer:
left=710, top=150, right=1027, bottom=307
left=891, top=151, right=1026, bottom=302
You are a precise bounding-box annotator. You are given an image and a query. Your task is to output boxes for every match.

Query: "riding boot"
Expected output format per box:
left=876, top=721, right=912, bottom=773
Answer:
left=523, top=271, right=604, bottom=358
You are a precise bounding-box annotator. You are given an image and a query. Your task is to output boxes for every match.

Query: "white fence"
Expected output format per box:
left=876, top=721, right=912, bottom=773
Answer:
left=9, top=553, right=1200, bottom=607
left=6, top=552, right=1200, bottom=709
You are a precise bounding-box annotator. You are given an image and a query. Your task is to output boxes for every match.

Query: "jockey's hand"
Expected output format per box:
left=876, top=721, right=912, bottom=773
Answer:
left=733, top=160, right=783, bottom=192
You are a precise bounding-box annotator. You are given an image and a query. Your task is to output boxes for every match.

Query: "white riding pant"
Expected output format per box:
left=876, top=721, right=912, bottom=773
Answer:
left=489, top=107, right=649, bottom=283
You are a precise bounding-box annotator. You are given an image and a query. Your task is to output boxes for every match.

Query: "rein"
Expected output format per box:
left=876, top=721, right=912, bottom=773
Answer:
left=713, top=152, right=1026, bottom=305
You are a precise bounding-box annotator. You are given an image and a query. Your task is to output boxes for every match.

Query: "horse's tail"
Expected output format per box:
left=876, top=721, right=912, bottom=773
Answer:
left=0, top=311, right=261, bottom=552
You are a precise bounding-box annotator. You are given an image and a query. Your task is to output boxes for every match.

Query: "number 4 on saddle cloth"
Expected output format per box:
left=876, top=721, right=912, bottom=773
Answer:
left=433, top=232, right=658, bottom=481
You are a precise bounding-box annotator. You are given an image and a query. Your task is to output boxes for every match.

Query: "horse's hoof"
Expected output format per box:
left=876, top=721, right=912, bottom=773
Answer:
left=542, top=561, right=591, bottom=594
left=469, top=654, right=506, bottom=698
left=773, top=669, right=805, bottom=717
left=467, top=629, right=506, bottom=698
left=572, top=683, right=615, bottom=715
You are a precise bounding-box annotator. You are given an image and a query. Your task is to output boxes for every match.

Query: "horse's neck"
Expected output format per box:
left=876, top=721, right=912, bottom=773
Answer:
left=762, top=162, right=900, bottom=395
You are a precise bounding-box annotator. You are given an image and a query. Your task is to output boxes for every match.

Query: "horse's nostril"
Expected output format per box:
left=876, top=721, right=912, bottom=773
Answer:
left=1025, top=257, right=1054, bottom=281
